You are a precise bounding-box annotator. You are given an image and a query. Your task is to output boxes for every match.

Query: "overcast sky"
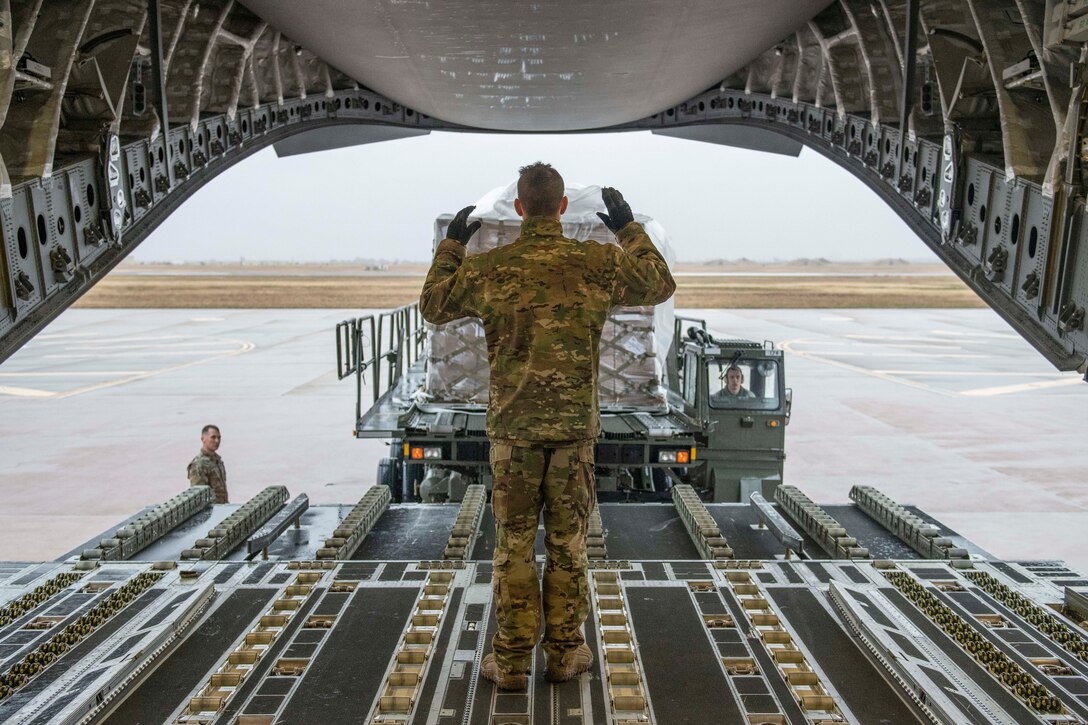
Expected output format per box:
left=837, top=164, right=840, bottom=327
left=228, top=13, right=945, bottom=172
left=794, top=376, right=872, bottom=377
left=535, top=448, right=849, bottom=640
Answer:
left=132, top=130, right=939, bottom=263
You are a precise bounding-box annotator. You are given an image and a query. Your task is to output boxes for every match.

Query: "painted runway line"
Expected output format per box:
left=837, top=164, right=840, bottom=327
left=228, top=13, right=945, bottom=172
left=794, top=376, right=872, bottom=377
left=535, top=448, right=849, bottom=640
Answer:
left=0, top=333, right=254, bottom=399
left=778, top=335, right=1079, bottom=397
left=960, top=377, right=1084, bottom=397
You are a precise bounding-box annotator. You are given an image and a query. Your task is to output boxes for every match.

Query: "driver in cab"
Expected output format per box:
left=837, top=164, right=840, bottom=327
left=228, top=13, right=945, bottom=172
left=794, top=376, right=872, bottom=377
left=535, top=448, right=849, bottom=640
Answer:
left=714, top=365, right=755, bottom=402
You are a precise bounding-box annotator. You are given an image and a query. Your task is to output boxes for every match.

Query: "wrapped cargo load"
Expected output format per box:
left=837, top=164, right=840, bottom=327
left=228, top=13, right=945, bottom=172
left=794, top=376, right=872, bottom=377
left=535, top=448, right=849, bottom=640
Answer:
left=422, top=182, right=676, bottom=413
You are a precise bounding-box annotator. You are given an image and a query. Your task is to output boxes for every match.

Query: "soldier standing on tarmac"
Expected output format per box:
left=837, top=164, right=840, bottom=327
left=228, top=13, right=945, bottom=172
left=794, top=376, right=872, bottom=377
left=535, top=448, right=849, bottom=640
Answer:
left=419, top=163, right=675, bottom=690
left=187, top=424, right=229, bottom=503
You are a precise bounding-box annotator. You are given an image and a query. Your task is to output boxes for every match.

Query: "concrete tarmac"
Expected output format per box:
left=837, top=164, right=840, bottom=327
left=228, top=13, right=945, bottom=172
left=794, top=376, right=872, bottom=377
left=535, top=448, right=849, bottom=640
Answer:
left=0, top=307, right=1084, bottom=570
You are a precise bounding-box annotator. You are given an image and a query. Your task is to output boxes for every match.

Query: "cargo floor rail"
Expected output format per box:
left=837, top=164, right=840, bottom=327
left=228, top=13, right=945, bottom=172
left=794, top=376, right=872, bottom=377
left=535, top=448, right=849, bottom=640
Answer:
left=181, top=486, right=289, bottom=561
left=366, top=570, right=456, bottom=723
left=884, top=568, right=1066, bottom=717
left=749, top=492, right=805, bottom=558
left=591, top=569, right=651, bottom=721
left=246, top=494, right=310, bottom=560
left=723, top=569, right=849, bottom=722
left=177, top=569, right=325, bottom=723
left=0, top=570, right=84, bottom=634
left=0, top=569, right=164, bottom=704
left=850, top=485, right=968, bottom=561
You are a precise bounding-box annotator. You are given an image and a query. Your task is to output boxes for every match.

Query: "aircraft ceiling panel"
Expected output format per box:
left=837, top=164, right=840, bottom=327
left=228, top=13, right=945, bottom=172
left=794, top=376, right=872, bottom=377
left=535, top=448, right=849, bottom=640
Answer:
left=240, top=0, right=833, bottom=131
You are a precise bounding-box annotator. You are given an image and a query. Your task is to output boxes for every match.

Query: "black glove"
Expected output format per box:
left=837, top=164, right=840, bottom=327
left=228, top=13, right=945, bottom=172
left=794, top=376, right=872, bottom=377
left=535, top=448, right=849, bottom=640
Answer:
left=596, top=187, right=634, bottom=234
left=446, top=205, right=482, bottom=246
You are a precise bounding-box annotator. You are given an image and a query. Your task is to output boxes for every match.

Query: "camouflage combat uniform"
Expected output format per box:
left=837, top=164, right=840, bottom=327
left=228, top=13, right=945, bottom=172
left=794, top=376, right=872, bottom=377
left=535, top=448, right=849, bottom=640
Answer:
left=420, top=216, right=675, bottom=674
left=187, top=450, right=228, bottom=503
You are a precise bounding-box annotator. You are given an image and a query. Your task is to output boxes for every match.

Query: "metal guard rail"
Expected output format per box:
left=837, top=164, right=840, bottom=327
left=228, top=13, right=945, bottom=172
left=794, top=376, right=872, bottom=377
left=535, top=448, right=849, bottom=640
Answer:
left=336, top=302, right=426, bottom=426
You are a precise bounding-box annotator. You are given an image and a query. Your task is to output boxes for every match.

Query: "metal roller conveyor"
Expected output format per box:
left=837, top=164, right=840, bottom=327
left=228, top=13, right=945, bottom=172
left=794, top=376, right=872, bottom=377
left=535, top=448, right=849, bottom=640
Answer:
left=181, top=486, right=289, bottom=561
left=0, top=503, right=1084, bottom=723
left=316, top=486, right=391, bottom=560
left=850, top=485, right=969, bottom=561
left=673, top=484, right=734, bottom=560
left=0, top=569, right=164, bottom=705
left=775, top=485, right=870, bottom=559
left=443, top=485, right=485, bottom=560
left=587, top=506, right=607, bottom=560
left=82, top=486, right=214, bottom=562
left=722, top=566, right=848, bottom=721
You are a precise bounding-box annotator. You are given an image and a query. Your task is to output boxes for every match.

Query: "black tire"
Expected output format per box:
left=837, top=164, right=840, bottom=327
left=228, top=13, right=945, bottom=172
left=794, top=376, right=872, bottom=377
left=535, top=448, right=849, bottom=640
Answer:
left=404, top=463, right=425, bottom=502
left=377, top=457, right=401, bottom=502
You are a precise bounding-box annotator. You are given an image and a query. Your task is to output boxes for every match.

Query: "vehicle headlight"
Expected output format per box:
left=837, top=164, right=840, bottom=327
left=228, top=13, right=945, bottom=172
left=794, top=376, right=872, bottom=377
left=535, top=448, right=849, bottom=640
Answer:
left=423, top=447, right=442, bottom=460
left=658, top=449, right=691, bottom=464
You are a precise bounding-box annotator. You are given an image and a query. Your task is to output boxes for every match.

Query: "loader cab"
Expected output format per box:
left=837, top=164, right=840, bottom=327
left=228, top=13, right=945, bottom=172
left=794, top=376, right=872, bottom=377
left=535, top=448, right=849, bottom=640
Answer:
left=680, top=334, right=790, bottom=502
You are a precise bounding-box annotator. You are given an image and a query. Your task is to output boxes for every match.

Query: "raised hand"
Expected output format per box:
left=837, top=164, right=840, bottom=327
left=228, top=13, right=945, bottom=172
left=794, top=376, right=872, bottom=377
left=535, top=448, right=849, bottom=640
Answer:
left=596, top=187, right=634, bottom=233
left=447, top=205, right=482, bottom=246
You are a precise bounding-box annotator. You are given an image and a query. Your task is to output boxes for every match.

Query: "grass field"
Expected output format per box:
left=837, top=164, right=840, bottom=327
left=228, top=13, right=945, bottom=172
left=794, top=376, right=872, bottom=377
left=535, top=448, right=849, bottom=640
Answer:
left=74, top=271, right=985, bottom=308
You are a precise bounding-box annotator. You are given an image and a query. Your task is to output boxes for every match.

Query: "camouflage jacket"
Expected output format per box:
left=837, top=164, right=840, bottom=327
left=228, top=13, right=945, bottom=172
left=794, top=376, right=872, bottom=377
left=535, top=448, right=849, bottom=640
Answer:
left=187, top=450, right=228, bottom=503
left=420, top=217, right=675, bottom=442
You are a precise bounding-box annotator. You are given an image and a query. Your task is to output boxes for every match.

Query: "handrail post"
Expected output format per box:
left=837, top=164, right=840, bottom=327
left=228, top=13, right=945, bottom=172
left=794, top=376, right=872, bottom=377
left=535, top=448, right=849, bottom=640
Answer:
left=353, top=319, right=363, bottom=428
left=370, top=316, right=379, bottom=404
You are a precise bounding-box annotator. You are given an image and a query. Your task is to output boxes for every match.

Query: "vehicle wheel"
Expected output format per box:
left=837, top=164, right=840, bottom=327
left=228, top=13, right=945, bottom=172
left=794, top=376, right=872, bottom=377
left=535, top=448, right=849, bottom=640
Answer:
left=404, top=463, right=425, bottom=502
left=377, top=457, right=401, bottom=502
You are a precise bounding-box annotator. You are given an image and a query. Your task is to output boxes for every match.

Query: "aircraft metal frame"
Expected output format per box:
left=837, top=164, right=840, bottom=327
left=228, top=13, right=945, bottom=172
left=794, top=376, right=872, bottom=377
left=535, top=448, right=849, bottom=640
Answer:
left=0, top=0, right=1086, bottom=375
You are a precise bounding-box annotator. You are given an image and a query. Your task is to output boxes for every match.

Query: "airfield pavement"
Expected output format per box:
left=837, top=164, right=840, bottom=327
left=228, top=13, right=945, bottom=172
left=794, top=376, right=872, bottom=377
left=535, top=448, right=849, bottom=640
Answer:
left=0, top=307, right=1085, bottom=572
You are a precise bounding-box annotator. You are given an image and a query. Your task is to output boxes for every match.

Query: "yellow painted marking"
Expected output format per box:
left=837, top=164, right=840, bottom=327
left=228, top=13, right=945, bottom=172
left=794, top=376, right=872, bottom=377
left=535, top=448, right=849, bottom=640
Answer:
left=33, top=334, right=193, bottom=346
left=959, top=377, right=1083, bottom=397
left=0, top=386, right=56, bottom=398
left=777, top=339, right=956, bottom=398
left=869, top=352, right=988, bottom=358
left=2, top=336, right=253, bottom=399
left=844, top=334, right=961, bottom=342
left=872, top=370, right=1061, bottom=377
left=32, top=332, right=97, bottom=340
left=0, top=371, right=149, bottom=376
left=857, top=342, right=969, bottom=350
left=929, top=329, right=1019, bottom=339
left=56, top=340, right=254, bottom=398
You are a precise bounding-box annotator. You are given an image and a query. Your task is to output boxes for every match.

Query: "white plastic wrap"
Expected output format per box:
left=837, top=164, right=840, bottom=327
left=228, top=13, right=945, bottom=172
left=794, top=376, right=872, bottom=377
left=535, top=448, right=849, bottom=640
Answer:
left=425, top=182, right=675, bottom=412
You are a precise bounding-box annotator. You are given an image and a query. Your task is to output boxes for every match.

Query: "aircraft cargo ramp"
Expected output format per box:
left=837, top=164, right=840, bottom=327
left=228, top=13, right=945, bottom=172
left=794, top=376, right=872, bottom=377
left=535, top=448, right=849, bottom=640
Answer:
left=1, top=485, right=1087, bottom=724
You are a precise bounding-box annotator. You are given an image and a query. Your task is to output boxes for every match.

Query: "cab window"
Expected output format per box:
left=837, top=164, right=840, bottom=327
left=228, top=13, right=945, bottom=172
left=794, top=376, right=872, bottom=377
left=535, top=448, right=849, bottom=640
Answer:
left=683, top=353, right=698, bottom=406
left=708, top=358, right=779, bottom=410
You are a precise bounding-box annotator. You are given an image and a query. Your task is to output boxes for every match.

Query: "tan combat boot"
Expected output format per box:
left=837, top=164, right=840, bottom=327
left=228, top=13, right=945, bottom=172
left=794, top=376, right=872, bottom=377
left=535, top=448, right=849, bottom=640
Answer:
left=545, top=644, right=593, bottom=683
left=481, top=653, right=528, bottom=690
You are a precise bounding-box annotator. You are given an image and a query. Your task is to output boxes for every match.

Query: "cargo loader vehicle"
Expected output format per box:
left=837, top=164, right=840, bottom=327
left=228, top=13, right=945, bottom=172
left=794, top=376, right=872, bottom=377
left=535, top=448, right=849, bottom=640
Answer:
left=336, top=191, right=793, bottom=503
left=336, top=303, right=792, bottom=504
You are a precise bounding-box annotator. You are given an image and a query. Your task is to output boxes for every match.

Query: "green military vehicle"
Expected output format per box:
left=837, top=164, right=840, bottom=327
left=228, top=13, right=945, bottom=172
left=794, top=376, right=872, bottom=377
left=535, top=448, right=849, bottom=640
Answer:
left=335, top=304, right=790, bottom=503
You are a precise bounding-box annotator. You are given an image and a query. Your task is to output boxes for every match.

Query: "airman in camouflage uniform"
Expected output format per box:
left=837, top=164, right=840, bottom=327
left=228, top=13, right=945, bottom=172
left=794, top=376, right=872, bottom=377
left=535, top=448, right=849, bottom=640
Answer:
left=187, top=424, right=228, bottom=503
left=420, top=163, right=674, bottom=689
left=712, top=365, right=756, bottom=402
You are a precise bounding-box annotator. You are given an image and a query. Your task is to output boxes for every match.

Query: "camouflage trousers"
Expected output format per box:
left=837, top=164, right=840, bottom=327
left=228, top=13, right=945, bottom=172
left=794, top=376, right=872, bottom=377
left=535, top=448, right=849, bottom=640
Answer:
left=489, top=440, right=596, bottom=674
